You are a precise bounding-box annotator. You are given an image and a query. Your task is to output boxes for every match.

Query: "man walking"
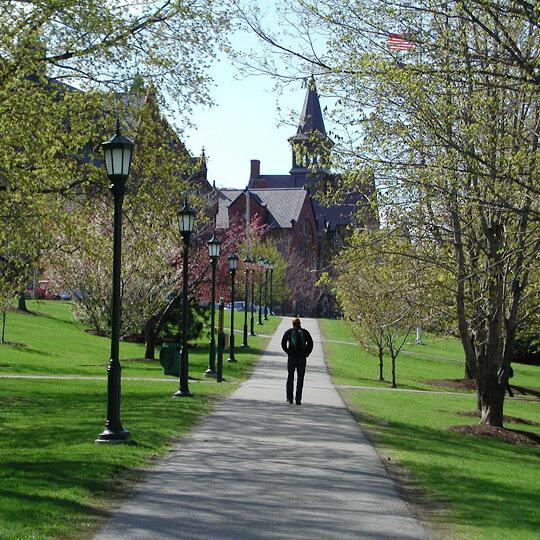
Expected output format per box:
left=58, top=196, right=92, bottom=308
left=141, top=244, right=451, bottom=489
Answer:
left=281, top=318, right=313, bottom=405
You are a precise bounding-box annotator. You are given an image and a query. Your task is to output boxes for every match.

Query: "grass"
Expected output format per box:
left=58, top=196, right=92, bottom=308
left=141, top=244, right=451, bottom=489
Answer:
left=0, top=301, right=281, bottom=539
left=319, top=318, right=540, bottom=539
left=320, top=320, right=540, bottom=392
left=0, top=301, right=281, bottom=380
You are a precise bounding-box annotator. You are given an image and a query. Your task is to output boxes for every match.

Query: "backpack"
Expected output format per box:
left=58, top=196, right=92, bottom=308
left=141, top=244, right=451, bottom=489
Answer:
left=289, top=328, right=305, bottom=356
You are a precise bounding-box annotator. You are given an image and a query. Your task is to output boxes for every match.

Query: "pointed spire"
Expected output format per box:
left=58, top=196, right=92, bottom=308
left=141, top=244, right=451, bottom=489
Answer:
left=295, top=76, right=327, bottom=137
left=199, top=147, right=207, bottom=178
left=288, top=76, right=333, bottom=175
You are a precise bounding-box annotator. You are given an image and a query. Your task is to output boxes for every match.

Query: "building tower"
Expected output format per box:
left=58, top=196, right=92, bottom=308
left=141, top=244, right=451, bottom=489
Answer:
left=288, top=77, right=333, bottom=187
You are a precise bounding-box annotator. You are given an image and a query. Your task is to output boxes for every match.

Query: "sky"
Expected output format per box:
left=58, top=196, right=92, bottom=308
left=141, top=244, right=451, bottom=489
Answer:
left=179, top=3, right=324, bottom=191
left=182, top=57, right=308, bottom=190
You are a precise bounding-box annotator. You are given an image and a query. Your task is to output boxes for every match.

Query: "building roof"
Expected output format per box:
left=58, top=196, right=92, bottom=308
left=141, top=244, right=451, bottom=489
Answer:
left=216, top=189, right=242, bottom=229
left=244, top=173, right=363, bottom=234
left=236, top=78, right=371, bottom=238
left=249, top=174, right=304, bottom=189
left=216, top=188, right=309, bottom=229
left=291, top=77, right=328, bottom=139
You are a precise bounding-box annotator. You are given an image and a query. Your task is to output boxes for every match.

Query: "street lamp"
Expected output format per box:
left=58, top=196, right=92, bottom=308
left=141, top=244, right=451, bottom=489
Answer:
left=227, top=253, right=239, bottom=363
left=96, top=119, right=133, bottom=444
left=257, top=257, right=264, bottom=325
left=206, top=235, right=221, bottom=377
left=241, top=256, right=253, bottom=348
left=249, top=260, right=256, bottom=336
left=263, top=259, right=270, bottom=321
left=173, top=199, right=195, bottom=398
left=268, top=260, right=274, bottom=316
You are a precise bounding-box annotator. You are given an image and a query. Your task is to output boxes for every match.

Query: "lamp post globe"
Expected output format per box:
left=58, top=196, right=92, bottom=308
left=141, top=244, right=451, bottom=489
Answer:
left=177, top=199, right=196, bottom=234
left=228, top=253, right=239, bottom=271
left=96, top=120, right=133, bottom=444
left=227, top=253, right=239, bottom=363
left=206, top=235, right=221, bottom=377
left=102, top=119, right=134, bottom=185
left=174, top=199, right=195, bottom=398
left=207, top=235, right=221, bottom=258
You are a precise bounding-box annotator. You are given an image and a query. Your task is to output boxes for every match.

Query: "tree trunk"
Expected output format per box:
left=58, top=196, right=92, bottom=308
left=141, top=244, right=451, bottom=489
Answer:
left=145, top=335, right=156, bottom=360
left=391, top=354, right=397, bottom=388
left=378, top=346, right=384, bottom=381
left=478, top=221, right=506, bottom=426
left=18, top=292, right=28, bottom=312
left=1, top=311, right=6, bottom=343
left=477, top=369, right=505, bottom=426
left=450, top=204, right=477, bottom=380
left=464, top=337, right=476, bottom=379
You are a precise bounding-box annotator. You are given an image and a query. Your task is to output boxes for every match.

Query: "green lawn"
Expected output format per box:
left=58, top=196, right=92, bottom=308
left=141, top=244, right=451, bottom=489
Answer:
left=0, top=301, right=281, bottom=539
left=0, top=301, right=280, bottom=380
left=320, top=320, right=539, bottom=392
left=319, top=318, right=540, bottom=539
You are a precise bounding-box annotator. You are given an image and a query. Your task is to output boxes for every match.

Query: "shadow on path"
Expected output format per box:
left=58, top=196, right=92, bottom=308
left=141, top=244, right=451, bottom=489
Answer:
left=95, top=318, right=428, bottom=540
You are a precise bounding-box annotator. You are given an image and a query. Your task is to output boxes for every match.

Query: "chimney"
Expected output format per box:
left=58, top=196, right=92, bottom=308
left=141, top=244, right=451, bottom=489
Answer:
left=250, top=159, right=260, bottom=179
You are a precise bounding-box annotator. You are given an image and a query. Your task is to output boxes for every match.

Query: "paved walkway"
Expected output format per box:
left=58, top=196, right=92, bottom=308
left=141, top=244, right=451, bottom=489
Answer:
left=95, top=318, right=429, bottom=539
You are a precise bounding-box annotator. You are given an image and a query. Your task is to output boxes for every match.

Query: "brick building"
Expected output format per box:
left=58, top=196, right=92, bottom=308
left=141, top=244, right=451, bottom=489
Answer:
left=216, top=78, right=375, bottom=315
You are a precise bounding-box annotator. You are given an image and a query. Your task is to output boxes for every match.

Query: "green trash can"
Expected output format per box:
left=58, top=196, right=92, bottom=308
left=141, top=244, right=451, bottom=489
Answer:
left=159, top=342, right=181, bottom=377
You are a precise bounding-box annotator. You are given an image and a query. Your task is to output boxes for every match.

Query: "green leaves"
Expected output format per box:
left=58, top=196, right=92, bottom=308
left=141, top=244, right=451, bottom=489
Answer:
left=0, top=1, right=233, bottom=311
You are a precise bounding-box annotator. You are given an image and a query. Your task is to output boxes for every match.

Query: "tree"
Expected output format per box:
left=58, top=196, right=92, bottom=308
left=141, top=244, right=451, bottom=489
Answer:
left=136, top=215, right=270, bottom=360
left=237, top=0, right=540, bottom=427
left=271, top=235, right=314, bottom=315
left=0, top=2, right=233, bottom=329
left=0, top=276, right=17, bottom=344
left=46, top=81, right=216, bottom=359
left=248, top=236, right=289, bottom=312
left=332, top=231, right=426, bottom=387
left=2, top=2, right=231, bottom=110
left=49, top=198, right=179, bottom=335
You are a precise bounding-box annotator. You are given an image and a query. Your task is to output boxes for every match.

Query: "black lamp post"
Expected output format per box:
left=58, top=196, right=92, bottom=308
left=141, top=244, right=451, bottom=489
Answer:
left=268, top=261, right=274, bottom=316
left=96, top=120, right=133, bottom=444
left=257, top=257, right=264, bottom=325
left=241, top=256, right=252, bottom=348
left=173, top=200, right=195, bottom=398
left=249, top=260, right=256, bottom=336
left=206, top=235, right=221, bottom=377
left=263, top=259, right=269, bottom=321
left=227, top=253, right=239, bottom=362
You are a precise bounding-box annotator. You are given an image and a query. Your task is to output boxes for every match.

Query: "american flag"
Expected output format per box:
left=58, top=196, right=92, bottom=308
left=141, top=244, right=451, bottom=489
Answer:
left=387, top=33, right=414, bottom=51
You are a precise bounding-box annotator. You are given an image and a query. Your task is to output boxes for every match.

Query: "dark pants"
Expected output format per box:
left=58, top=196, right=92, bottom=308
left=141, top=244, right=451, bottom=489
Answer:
left=287, top=356, right=306, bottom=403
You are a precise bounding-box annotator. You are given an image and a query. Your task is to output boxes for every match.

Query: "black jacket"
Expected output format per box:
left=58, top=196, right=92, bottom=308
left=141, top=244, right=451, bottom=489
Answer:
left=281, top=327, right=314, bottom=358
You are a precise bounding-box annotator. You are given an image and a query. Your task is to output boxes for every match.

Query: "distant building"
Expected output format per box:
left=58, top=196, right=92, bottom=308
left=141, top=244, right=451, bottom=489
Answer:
left=216, top=187, right=318, bottom=269
left=216, top=77, right=376, bottom=315
left=246, top=78, right=369, bottom=242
